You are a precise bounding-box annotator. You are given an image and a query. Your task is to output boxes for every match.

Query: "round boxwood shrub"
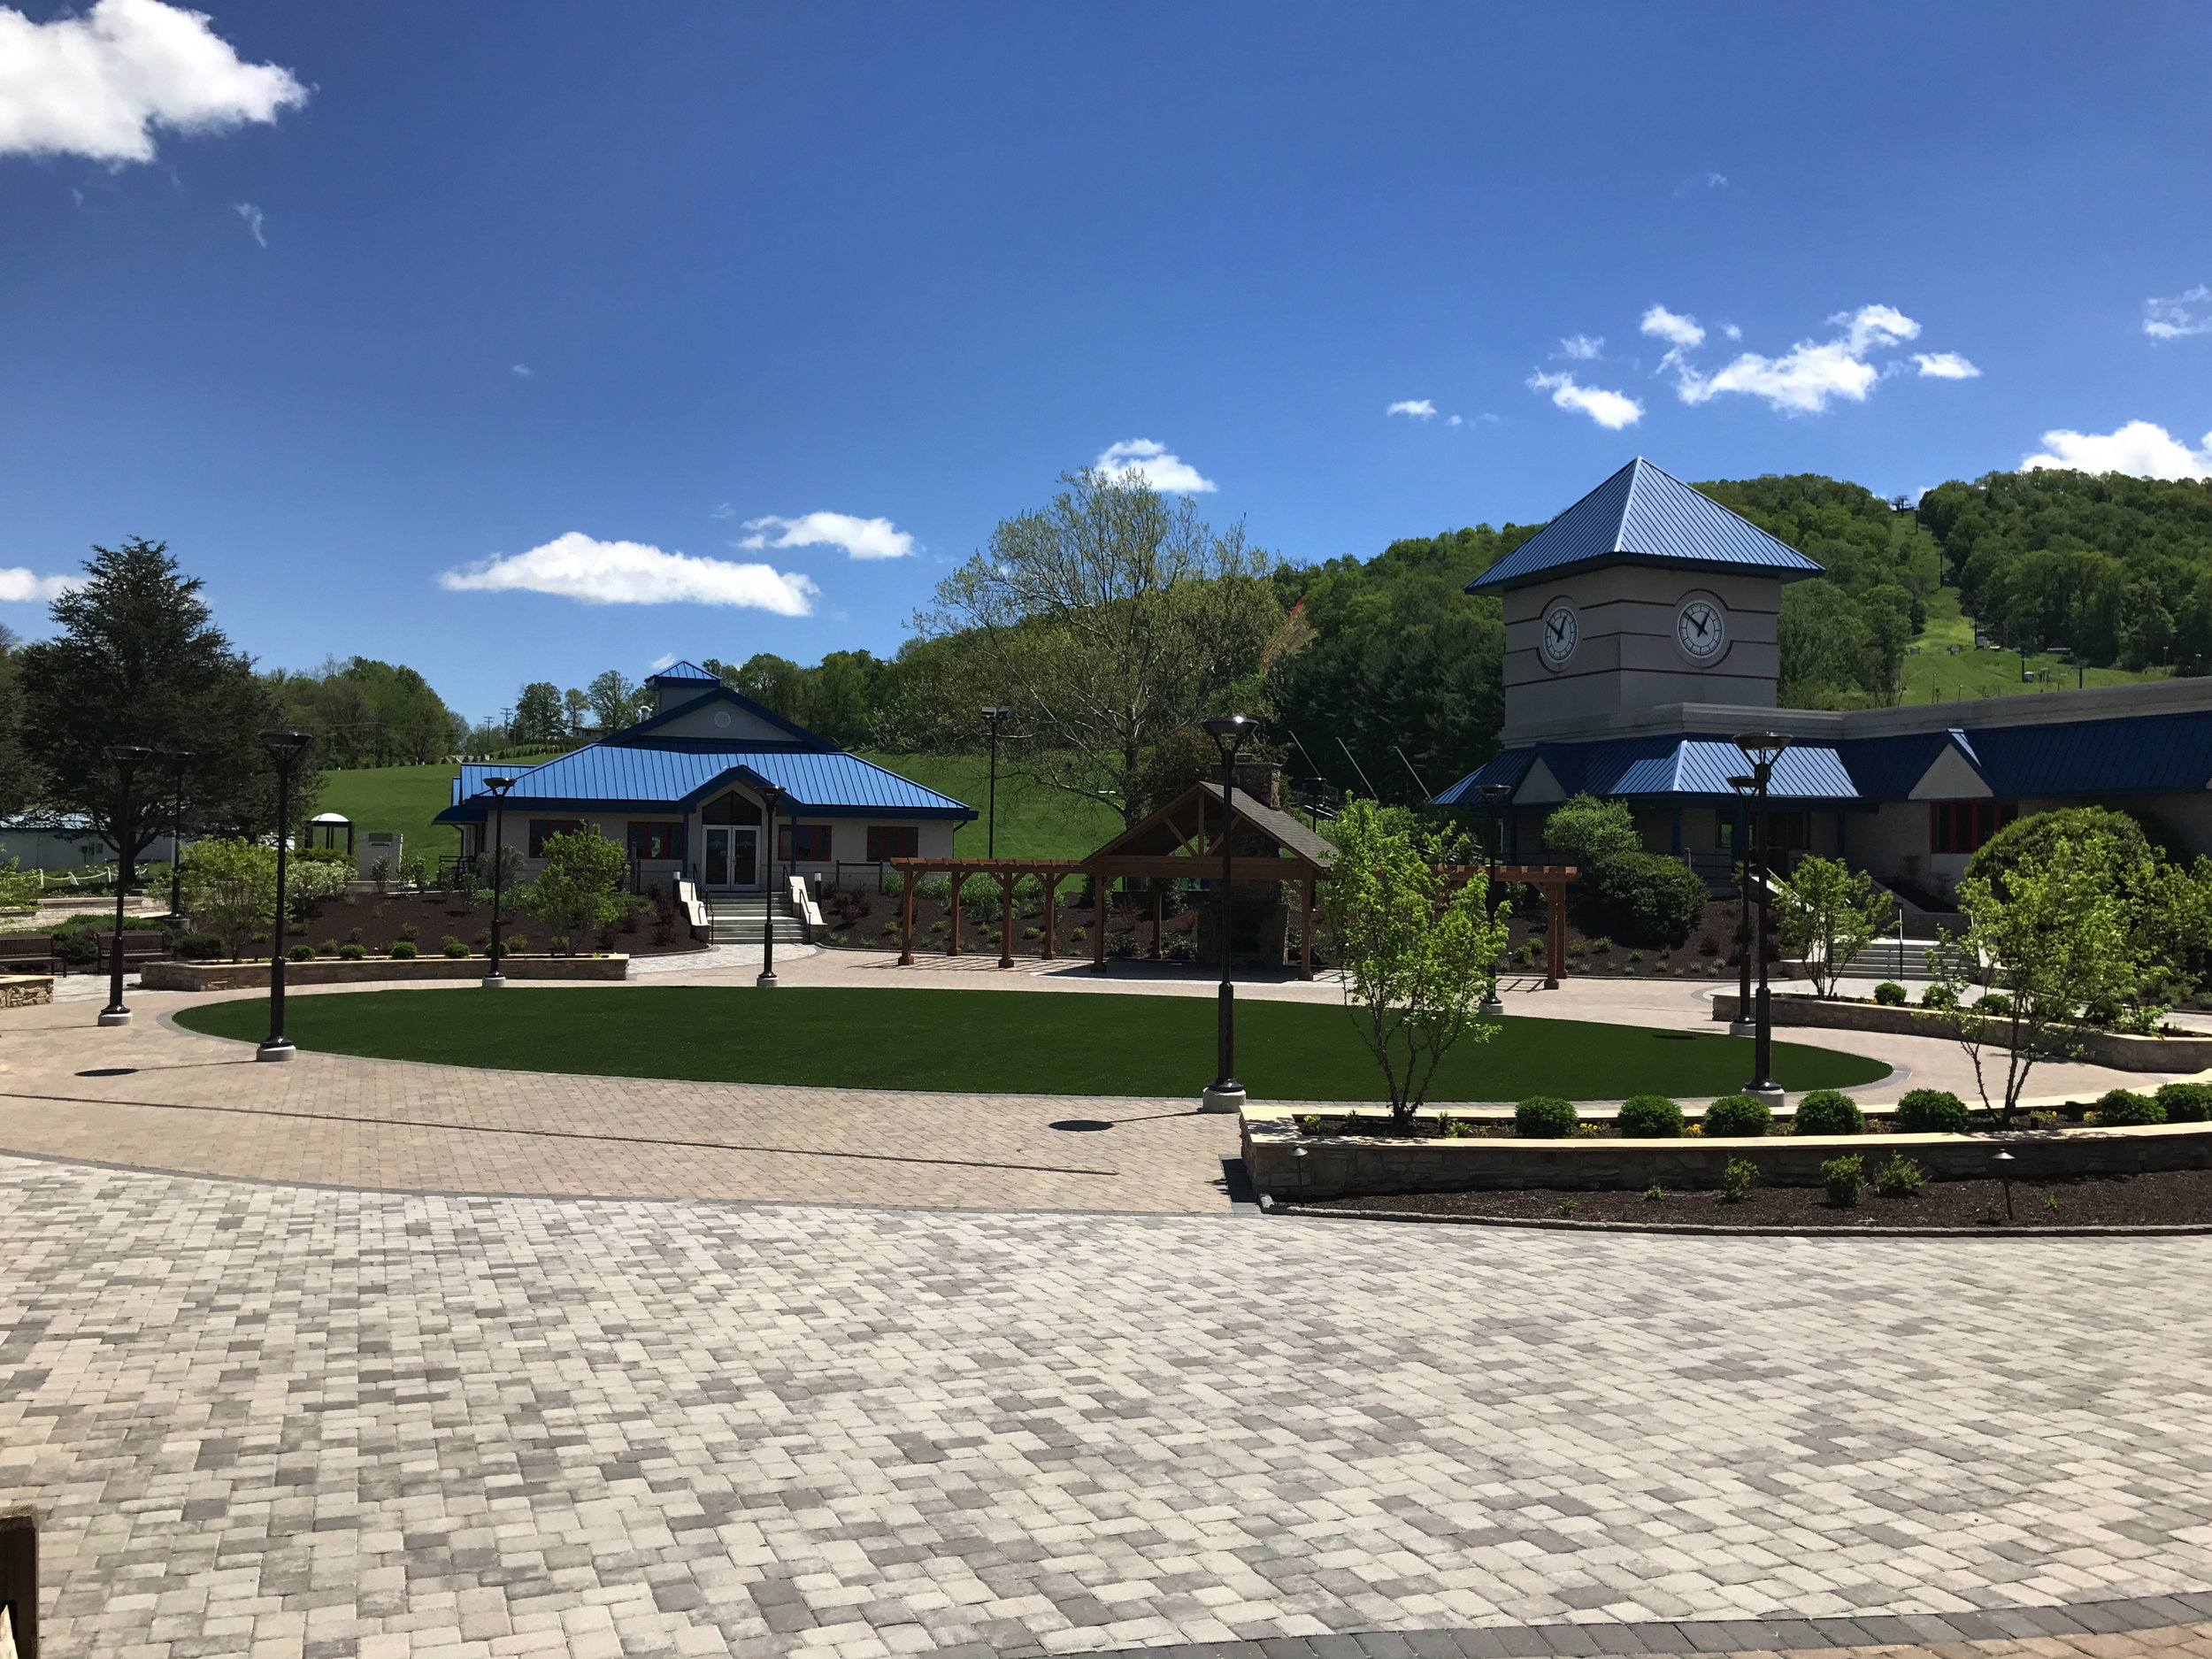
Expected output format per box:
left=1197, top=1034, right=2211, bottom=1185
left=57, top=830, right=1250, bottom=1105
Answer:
left=1700, top=1094, right=1771, bottom=1138
left=2092, top=1088, right=2164, bottom=1126
left=1872, top=982, right=1908, bottom=1006
left=1515, top=1095, right=1579, bottom=1138
left=54, top=930, right=99, bottom=967
left=1893, top=1087, right=1970, bottom=1133
left=388, top=940, right=418, bottom=960
left=1920, top=984, right=1956, bottom=1010
left=1821, top=1154, right=1864, bottom=1208
left=175, top=932, right=224, bottom=961
left=1616, top=1094, right=1684, bottom=1138
left=1792, top=1089, right=1864, bottom=1136
left=338, top=942, right=366, bottom=961
left=287, top=943, right=314, bottom=962
left=1976, top=991, right=2013, bottom=1017
left=2154, top=1081, right=2212, bottom=1123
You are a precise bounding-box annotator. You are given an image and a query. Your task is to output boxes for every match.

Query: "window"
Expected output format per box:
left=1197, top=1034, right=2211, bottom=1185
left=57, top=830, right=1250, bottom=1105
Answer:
left=778, top=823, right=833, bottom=862
left=527, top=818, right=585, bottom=857
left=1931, top=800, right=2017, bottom=855
left=866, top=825, right=918, bottom=861
left=626, top=821, right=685, bottom=861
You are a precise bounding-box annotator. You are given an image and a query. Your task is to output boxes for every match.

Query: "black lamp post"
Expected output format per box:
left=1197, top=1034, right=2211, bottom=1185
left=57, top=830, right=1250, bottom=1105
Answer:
left=1725, top=774, right=1757, bottom=1039
left=257, top=730, right=314, bottom=1062
left=1198, top=714, right=1256, bottom=1113
left=1732, top=731, right=1791, bottom=1107
left=1477, top=781, right=1512, bottom=1018
left=980, top=706, right=1012, bottom=859
left=97, top=743, right=152, bottom=1028
left=757, top=782, right=783, bottom=987
left=1993, top=1148, right=2016, bottom=1222
left=480, top=777, right=514, bottom=988
left=163, top=749, right=193, bottom=918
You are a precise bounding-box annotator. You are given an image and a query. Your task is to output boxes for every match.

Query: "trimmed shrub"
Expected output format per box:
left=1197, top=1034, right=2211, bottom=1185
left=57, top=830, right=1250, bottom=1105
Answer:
left=1821, top=1154, right=1864, bottom=1207
left=288, top=943, right=314, bottom=962
left=1873, top=1153, right=1926, bottom=1198
left=442, top=936, right=469, bottom=958
left=1792, top=1089, right=1864, bottom=1137
left=1721, top=1157, right=1757, bottom=1202
left=1920, top=984, right=1956, bottom=1010
left=2154, top=1082, right=2212, bottom=1124
left=1514, top=1095, right=1579, bottom=1138
left=1975, top=991, right=2013, bottom=1017
left=1597, top=853, right=1709, bottom=949
left=338, top=942, right=366, bottom=960
left=1872, top=981, right=1908, bottom=1006
left=176, top=933, right=225, bottom=961
left=2091, top=1088, right=2165, bottom=1126
left=388, top=941, right=418, bottom=960
left=1894, top=1087, right=1970, bottom=1134
left=1616, top=1094, right=1685, bottom=1138
left=1701, top=1094, right=1771, bottom=1138
left=1105, top=931, right=1139, bottom=959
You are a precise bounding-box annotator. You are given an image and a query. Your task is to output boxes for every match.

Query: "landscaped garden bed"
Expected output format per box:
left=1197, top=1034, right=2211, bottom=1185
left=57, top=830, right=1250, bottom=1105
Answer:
left=1709, top=990, right=2212, bottom=1071
left=1279, top=1168, right=2212, bottom=1229
left=144, top=954, right=629, bottom=990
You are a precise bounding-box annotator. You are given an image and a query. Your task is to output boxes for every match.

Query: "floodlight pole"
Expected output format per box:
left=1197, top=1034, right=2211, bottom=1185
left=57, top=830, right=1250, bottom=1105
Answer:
left=1726, top=777, right=1756, bottom=1039
left=257, top=731, right=314, bottom=1061
left=98, top=744, right=152, bottom=1028
left=481, top=777, right=514, bottom=987
left=1477, top=781, right=1512, bottom=1018
left=757, top=782, right=783, bottom=987
left=1732, top=731, right=1791, bottom=1108
left=1199, top=715, right=1256, bottom=1113
left=981, top=706, right=1011, bottom=858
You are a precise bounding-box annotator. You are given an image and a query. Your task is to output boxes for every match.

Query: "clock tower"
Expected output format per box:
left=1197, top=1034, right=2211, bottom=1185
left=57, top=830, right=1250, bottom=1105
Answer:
left=1470, top=457, right=1824, bottom=744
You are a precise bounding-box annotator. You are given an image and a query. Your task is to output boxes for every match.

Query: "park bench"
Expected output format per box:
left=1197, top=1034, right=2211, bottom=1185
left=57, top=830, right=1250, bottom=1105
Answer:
left=89, top=930, right=168, bottom=972
left=0, top=934, right=59, bottom=976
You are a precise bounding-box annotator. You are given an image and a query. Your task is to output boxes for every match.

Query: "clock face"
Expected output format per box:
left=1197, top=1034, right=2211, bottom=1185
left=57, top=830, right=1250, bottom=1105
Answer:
left=1539, top=603, right=1578, bottom=669
left=1676, top=596, right=1727, bottom=662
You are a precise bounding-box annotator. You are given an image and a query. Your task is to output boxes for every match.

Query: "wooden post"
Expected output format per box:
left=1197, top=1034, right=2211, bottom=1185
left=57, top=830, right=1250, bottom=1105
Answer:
left=1149, top=881, right=1164, bottom=959
left=947, top=871, right=964, bottom=956
left=1545, top=875, right=1564, bottom=990
left=1300, top=877, right=1315, bottom=981
left=998, top=870, right=1016, bottom=969
left=1041, top=874, right=1061, bottom=960
left=1090, top=872, right=1107, bottom=972
left=898, top=864, right=916, bottom=965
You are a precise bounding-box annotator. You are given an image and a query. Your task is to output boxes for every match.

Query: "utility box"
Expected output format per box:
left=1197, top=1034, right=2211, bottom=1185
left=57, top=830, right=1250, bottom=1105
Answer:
left=359, top=832, right=403, bottom=882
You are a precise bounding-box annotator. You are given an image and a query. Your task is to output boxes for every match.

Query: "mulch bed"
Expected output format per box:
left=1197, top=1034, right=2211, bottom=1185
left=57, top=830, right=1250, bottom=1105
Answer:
left=817, top=885, right=1210, bottom=962
left=218, top=888, right=706, bottom=963
left=1286, top=1168, right=2212, bottom=1229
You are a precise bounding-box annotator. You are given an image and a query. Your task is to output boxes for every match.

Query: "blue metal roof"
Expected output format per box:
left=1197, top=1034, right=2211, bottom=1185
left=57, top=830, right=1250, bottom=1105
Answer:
left=1432, top=749, right=1538, bottom=806
left=1962, top=710, right=2212, bottom=799
left=620, top=683, right=822, bottom=746
left=1467, top=457, right=1826, bottom=594
left=438, top=743, right=976, bottom=822
left=1434, top=736, right=1859, bottom=807
left=647, top=660, right=720, bottom=683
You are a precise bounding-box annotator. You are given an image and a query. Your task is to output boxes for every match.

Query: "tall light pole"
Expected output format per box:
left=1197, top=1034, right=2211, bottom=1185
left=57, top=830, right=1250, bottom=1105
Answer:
left=480, top=777, right=514, bottom=988
left=1477, top=781, right=1512, bottom=1018
left=1198, top=714, right=1256, bottom=1113
left=757, top=783, right=784, bottom=987
left=1725, top=773, right=1756, bottom=1038
left=97, top=743, right=152, bottom=1028
left=1732, top=731, right=1791, bottom=1108
left=980, top=706, right=1011, bottom=858
left=163, top=749, right=193, bottom=918
left=257, top=730, right=314, bottom=1062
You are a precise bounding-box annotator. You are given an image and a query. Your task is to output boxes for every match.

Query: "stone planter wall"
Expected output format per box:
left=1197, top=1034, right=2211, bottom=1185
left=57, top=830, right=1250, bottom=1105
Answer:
left=0, top=973, right=52, bottom=1008
left=1241, top=1113, right=2212, bottom=1200
left=142, top=956, right=630, bottom=992
left=1710, top=992, right=2212, bottom=1073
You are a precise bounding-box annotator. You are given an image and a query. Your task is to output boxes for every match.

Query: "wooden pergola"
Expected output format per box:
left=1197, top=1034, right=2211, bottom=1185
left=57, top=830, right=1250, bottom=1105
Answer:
left=891, top=780, right=1580, bottom=987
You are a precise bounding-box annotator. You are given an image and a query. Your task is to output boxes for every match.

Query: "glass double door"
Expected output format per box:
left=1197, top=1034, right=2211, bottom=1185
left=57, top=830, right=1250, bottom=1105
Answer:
left=702, top=826, right=759, bottom=888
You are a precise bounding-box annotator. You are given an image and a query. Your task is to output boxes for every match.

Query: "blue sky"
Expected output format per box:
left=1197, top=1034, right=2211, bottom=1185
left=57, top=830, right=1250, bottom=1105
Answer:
left=3, top=2, right=2209, bottom=720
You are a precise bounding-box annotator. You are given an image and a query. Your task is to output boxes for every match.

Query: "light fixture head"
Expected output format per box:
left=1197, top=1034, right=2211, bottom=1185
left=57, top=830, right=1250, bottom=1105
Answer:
left=1198, top=714, right=1258, bottom=754
left=1477, top=782, right=1512, bottom=803
left=104, top=743, right=154, bottom=765
left=483, top=776, right=515, bottom=798
left=259, top=729, right=313, bottom=767
left=757, top=780, right=783, bottom=803
left=980, top=704, right=1011, bottom=720
left=1732, top=730, right=1792, bottom=768
left=1726, top=773, right=1757, bottom=793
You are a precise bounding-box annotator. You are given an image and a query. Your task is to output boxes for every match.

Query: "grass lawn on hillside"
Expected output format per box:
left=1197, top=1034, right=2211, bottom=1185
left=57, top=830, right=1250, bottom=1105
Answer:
left=1898, top=586, right=2170, bottom=706
left=312, top=764, right=466, bottom=865
left=855, top=752, right=1122, bottom=860
left=174, top=987, right=1886, bottom=1101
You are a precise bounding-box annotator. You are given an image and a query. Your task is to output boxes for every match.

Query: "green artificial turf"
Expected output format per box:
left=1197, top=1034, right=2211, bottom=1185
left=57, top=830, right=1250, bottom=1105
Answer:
left=174, top=987, right=1886, bottom=1101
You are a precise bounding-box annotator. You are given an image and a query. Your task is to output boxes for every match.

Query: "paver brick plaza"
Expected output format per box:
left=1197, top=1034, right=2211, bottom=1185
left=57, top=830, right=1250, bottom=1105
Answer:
left=5, top=1150, right=2212, bottom=1657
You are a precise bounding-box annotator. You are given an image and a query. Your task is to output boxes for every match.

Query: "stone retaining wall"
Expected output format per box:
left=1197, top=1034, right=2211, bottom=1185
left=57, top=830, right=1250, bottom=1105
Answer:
left=142, top=956, right=630, bottom=991
left=0, top=973, right=52, bottom=1008
left=1711, top=992, right=2212, bottom=1073
left=1240, top=1113, right=2212, bottom=1199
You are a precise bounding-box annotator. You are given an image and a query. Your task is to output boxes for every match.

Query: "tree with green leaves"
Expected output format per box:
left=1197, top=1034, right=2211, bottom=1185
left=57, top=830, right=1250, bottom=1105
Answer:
left=512, top=680, right=565, bottom=744
left=1318, top=797, right=1512, bottom=1125
left=923, top=465, right=1281, bottom=826
left=520, top=827, right=628, bottom=950
left=18, top=538, right=315, bottom=864
left=1778, top=854, right=1893, bottom=997
left=0, top=624, right=36, bottom=818
left=587, top=669, right=642, bottom=733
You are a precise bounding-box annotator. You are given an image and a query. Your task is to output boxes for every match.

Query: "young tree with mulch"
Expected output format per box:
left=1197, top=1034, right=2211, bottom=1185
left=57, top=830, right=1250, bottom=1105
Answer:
left=1779, top=855, right=1893, bottom=998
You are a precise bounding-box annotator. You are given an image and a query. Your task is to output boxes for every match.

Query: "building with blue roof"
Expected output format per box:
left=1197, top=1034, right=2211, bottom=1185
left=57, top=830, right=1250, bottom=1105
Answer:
left=1436, top=460, right=2212, bottom=904
left=436, top=662, right=975, bottom=891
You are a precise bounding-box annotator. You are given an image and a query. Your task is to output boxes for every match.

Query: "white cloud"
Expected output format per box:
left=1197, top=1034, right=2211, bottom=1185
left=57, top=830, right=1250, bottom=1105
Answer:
left=1673, top=170, right=1728, bottom=196
left=2023, top=420, right=2212, bottom=481
left=1386, top=399, right=1436, bottom=419
left=231, top=199, right=263, bottom=245
left=2146, top=287, right=2212, bottom=341
left=1526, top=371, right=1642, bottom=430
left=648, top=651, right=677, bottom=672
left=1447, top=415, right=1463, bottom=428
left=438, top=533, right=820, bottom=614
left=1663, top=303, right=1924, bottom=414
left=1095, top=438, right=1217, bottom=493
left=737, top=511, right=914, bottom=560
left=0, top=566, right=80, bottom=603
left=1640, top=305, right=1706, bottom=350
left=0, top=0, right=307, bottom=164
left=709, top=502, right=734, bottom=519
left=510, top=362, right=531, bottom=378
left=1556, top=334, right=1603, bottom=360
left=1913, top=351, right=1980, bottom=380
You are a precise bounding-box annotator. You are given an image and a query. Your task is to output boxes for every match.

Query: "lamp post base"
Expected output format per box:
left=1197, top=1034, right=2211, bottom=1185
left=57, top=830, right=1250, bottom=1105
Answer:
left=756, top=969, right=779, bottom=988
left=97, top=1008, right=131, bottom=1027
left=480, top=972, right=508, bottom=989
left=256, top=1039, right=296, bottom=1063
left=1743, top=1080, right=1785, bottom=1111
left=1727, top=1019, right=1756, bottom=1037
left=1200, top=1081, right=1247, bottom=1115
left=1479, top=995, right=1505, bottom=1018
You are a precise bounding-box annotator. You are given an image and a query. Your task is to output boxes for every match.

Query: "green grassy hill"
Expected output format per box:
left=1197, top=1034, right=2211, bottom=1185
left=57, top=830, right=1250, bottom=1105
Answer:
left=310, top=751, right=1122, bottom=866
left=1897, top=586, right=2172, bottom=706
